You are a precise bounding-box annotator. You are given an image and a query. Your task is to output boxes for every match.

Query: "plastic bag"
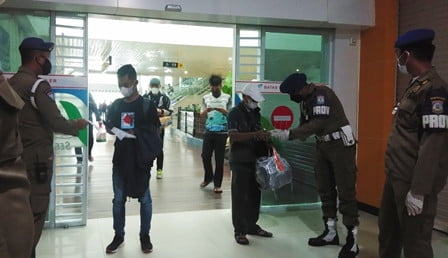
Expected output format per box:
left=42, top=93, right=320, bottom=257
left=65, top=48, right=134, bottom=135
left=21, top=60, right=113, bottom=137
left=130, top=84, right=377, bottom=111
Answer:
left=96, top=123, right=107, bottom=142
left=256, top=147, right=292, bottom=190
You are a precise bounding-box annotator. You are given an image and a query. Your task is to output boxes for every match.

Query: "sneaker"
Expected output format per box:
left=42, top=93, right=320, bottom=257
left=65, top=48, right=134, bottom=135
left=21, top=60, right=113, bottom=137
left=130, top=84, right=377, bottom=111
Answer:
left=106, top=235, right=124, bottom=254
left=140, top=234, right=153, bottom=253
left=156, top=170, right=163, bottom=179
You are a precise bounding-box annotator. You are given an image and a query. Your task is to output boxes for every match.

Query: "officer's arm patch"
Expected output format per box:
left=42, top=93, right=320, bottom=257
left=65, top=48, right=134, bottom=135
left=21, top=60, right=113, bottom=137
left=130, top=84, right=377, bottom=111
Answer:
left=312, top=94, right=330, bottom=116
left=45, top=88, right=55, bottom=101
left=422, top=87, right=448, bottom=131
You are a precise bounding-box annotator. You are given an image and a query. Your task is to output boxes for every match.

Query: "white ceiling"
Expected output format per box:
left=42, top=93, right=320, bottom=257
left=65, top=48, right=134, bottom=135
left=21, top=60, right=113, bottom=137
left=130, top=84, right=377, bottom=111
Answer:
left=87, top=17, right=234, bottom=78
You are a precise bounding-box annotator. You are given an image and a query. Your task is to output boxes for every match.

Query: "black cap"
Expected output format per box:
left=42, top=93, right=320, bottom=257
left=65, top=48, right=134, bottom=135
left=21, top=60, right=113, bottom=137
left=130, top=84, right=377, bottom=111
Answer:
left=394, top=29, right=435, bottom=48
left=19, top=37, right=54, bottom=52
left=280, top=73, right=307, bottom=94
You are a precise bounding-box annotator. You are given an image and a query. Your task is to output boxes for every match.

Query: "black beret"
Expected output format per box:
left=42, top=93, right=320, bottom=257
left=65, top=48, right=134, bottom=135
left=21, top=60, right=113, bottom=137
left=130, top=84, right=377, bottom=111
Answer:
left=19, top=37, right=54, bottom=52
left=280, top=73, right=307, bottom=94
left=394, top=29, right=435, bottom=48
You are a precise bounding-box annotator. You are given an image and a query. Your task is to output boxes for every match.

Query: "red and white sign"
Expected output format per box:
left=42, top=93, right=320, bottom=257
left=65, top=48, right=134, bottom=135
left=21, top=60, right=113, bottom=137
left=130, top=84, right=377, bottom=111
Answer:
left=271, top=106, right=294, bottom=130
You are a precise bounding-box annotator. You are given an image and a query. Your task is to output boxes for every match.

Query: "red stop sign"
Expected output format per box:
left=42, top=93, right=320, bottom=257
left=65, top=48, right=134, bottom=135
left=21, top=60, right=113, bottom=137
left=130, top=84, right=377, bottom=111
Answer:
left=271, top=106, right=294, bottom=130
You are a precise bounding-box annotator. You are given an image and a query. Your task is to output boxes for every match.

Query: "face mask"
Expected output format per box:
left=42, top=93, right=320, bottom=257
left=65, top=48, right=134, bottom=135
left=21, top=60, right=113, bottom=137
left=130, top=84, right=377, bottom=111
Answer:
left=290, top=94, right=302, bottom=103
left=40, top=57, right=52, bottom=75
left=397, top=52, right=409, bottom=74
left=120, top=86, right=134, bottom=98
left=212, top=90, right=221, bottom=98
left=151, top=87, right=160, bottom=95
left=246, top=99, right=258, bottom=110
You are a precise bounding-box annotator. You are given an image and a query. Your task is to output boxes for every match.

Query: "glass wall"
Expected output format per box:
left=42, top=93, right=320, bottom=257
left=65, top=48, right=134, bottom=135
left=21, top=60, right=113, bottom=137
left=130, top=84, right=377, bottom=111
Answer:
left=236, top=26, right=332, bottom=210
left=0, top=11, right=51, bottom=72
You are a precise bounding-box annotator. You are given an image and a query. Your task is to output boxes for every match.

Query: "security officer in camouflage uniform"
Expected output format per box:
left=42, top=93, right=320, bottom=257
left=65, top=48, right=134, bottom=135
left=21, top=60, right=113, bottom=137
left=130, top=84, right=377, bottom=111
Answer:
left=8, top=37, right=88, bottom=258
left=272, top=73, right=359, bottom=258
left=0, top=72, right=34, bottom=258
left=378, top=29, right=448, bottom=258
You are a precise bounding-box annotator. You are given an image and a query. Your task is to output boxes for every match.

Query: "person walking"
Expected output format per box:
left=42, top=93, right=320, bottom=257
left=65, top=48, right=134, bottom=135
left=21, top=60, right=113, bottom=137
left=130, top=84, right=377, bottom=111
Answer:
left=104, top=64, right=161, bottom=254
left=143, top=78, right=172, bottom=179
left=199, top=75, right=231, bottom=193
left=272, top=73, right=359, bottom=258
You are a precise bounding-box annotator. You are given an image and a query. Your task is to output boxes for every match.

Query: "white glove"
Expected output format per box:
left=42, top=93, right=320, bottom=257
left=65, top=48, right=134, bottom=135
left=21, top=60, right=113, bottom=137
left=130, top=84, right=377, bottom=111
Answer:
left=405, top=191, right=424, bottom=216
left=270, top=129, right=290, bottom=141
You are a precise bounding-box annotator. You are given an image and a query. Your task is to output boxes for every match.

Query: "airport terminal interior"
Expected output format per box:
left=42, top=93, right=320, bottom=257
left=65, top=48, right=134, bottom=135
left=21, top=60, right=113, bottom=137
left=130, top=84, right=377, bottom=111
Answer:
left=2, top=0, right=448, bottom=257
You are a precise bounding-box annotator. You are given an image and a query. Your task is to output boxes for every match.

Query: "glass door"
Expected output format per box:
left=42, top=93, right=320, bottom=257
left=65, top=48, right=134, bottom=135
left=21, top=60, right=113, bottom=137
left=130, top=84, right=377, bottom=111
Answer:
left=236, top=26, right=333, bottom=210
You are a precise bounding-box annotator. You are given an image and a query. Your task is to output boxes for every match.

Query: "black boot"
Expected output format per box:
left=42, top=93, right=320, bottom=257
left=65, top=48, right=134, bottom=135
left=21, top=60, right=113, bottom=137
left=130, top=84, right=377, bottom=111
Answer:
left=308, top=217, right=339, bottom=246
left=338, top=226, right=359, bottom=258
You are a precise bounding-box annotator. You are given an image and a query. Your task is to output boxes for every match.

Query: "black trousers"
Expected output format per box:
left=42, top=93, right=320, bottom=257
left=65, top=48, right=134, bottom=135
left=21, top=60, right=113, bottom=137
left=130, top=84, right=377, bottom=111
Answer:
left=156, top=129, right=165, bottom=170
left=230, top=162, right=261, bottom=234
left=201, top=133, right=227, bottom=187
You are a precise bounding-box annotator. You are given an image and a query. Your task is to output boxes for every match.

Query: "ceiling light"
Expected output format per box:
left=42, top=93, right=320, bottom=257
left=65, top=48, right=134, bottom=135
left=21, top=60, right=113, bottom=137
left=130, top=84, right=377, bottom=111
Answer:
left=184, top=70, right=188, bottom=75
left=296, top=69, right=300, bottom=72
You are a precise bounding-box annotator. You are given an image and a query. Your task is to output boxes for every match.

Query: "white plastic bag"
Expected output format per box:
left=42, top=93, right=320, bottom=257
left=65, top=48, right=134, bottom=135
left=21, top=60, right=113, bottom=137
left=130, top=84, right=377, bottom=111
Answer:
left=256, top=147, right=292, bottom=190
left=96, top=123, right=107, bottom=142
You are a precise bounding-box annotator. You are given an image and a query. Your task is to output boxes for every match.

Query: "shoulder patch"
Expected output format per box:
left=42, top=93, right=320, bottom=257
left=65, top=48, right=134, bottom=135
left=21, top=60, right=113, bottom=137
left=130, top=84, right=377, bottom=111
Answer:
left=312, top=89, right=330, bottom=116
left=422, top=87, right=448, bottom=131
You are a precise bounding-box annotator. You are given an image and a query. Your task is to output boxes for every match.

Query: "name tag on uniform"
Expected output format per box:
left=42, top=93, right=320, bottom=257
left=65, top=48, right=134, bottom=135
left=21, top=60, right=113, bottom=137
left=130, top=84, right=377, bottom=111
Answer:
left=422, top=114, right=448, bottom=129
left=121, top=112, right=135, bottom=129
left=313, top=106, right=330, bottom=115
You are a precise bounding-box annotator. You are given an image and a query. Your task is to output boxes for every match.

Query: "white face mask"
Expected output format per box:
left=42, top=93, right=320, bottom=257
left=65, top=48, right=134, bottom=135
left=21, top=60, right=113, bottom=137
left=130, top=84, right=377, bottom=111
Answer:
left=397, top=51, right=409, bottom=74
left=120, top=86, right=134, bottom=98
left=246, top=99, right=258, bottom=110
left=151, top=87, right=160, bottom=94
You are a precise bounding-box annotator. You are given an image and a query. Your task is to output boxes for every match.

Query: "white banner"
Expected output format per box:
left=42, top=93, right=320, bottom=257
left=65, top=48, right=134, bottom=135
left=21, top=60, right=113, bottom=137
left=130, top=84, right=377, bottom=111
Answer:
left=235, top=80, right=283, bottom=94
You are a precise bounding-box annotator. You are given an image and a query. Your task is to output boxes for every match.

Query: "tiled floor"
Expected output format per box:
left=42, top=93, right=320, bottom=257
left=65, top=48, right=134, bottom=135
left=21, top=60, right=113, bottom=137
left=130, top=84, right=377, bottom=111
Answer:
left=36, top=208, right=448, bottom=258
left=37, top=128, right=448, bottom=257
left=87, top=128, right=231, bottom=219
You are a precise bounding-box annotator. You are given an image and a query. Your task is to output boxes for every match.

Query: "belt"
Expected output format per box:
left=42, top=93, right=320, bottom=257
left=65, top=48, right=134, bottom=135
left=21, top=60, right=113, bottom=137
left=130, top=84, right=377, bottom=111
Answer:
left=315, top=131, right=342, bottom=142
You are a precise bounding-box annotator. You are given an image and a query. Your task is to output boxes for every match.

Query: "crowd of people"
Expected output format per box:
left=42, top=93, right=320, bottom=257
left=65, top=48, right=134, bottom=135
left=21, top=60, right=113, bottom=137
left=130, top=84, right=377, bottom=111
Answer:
left=1, top=27, right=448, bottom=258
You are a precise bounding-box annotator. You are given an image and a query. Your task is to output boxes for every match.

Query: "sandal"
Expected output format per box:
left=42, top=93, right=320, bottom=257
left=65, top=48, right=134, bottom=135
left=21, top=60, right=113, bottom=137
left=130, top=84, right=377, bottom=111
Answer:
left=234, top=233, right=249, bottom=245
left=214, top=187, right=223, bottom=194
left=248, top=228, right=273, bottom=238
left=200, top=181, right=211, bottom=188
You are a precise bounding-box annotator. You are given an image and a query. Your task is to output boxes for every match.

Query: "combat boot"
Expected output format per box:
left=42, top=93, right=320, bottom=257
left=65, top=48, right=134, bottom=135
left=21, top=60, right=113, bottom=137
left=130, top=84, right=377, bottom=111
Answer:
left=308, top=217, right=339, bottom=246
left=338, top=225, right=359, bottom=258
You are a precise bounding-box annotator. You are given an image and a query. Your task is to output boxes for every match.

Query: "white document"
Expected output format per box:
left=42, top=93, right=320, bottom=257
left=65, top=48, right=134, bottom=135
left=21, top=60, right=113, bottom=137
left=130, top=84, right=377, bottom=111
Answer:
left=87, top=120, right=100, bottom=131
left=111, top=127, right=137, bottom=140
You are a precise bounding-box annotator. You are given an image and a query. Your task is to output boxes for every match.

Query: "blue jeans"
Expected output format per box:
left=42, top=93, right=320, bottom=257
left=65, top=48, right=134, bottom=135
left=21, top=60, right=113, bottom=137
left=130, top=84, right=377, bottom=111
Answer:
left=112, top=166, right=152, bottom=237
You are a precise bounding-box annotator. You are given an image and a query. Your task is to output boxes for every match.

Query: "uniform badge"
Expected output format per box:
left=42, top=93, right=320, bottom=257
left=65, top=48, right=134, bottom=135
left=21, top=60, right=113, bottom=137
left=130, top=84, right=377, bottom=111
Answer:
left=121, top=112, right=135, bottom=129
left=44, top=89, right=55, bottom=101
left=317, top=95, right=325, bottom=105
left=432, top=100, right=444, bottom=114
left=46, top=92, right=55, bottom=101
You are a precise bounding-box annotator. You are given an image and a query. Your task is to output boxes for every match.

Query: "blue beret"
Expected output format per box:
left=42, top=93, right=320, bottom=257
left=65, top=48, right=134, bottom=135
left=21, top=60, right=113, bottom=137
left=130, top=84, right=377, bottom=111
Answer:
left=394, top=29, right=435, bottom=48
left=280, top=73, right=307, bottom=94
left=19, top=37, right=54, bottom=52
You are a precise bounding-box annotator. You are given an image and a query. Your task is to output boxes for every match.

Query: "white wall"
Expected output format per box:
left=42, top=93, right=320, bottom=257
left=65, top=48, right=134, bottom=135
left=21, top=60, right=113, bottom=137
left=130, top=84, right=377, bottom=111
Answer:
left=21, top=0, right=374, bottom=27
left=332, top=28, right=361, bottom=136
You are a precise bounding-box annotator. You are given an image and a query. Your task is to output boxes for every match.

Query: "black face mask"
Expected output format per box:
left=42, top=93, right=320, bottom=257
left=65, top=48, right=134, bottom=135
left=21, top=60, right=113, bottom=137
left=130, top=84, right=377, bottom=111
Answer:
left=290, top=94, right=302, bottom=103
left=40, top=58, right=52, bottom=75
left=212, top=91, right=221, bottom=98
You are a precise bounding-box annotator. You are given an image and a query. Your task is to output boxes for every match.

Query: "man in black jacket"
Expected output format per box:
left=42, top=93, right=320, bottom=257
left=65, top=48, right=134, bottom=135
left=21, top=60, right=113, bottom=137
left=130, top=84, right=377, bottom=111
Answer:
left=105, top=64, right=161, bottom=254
